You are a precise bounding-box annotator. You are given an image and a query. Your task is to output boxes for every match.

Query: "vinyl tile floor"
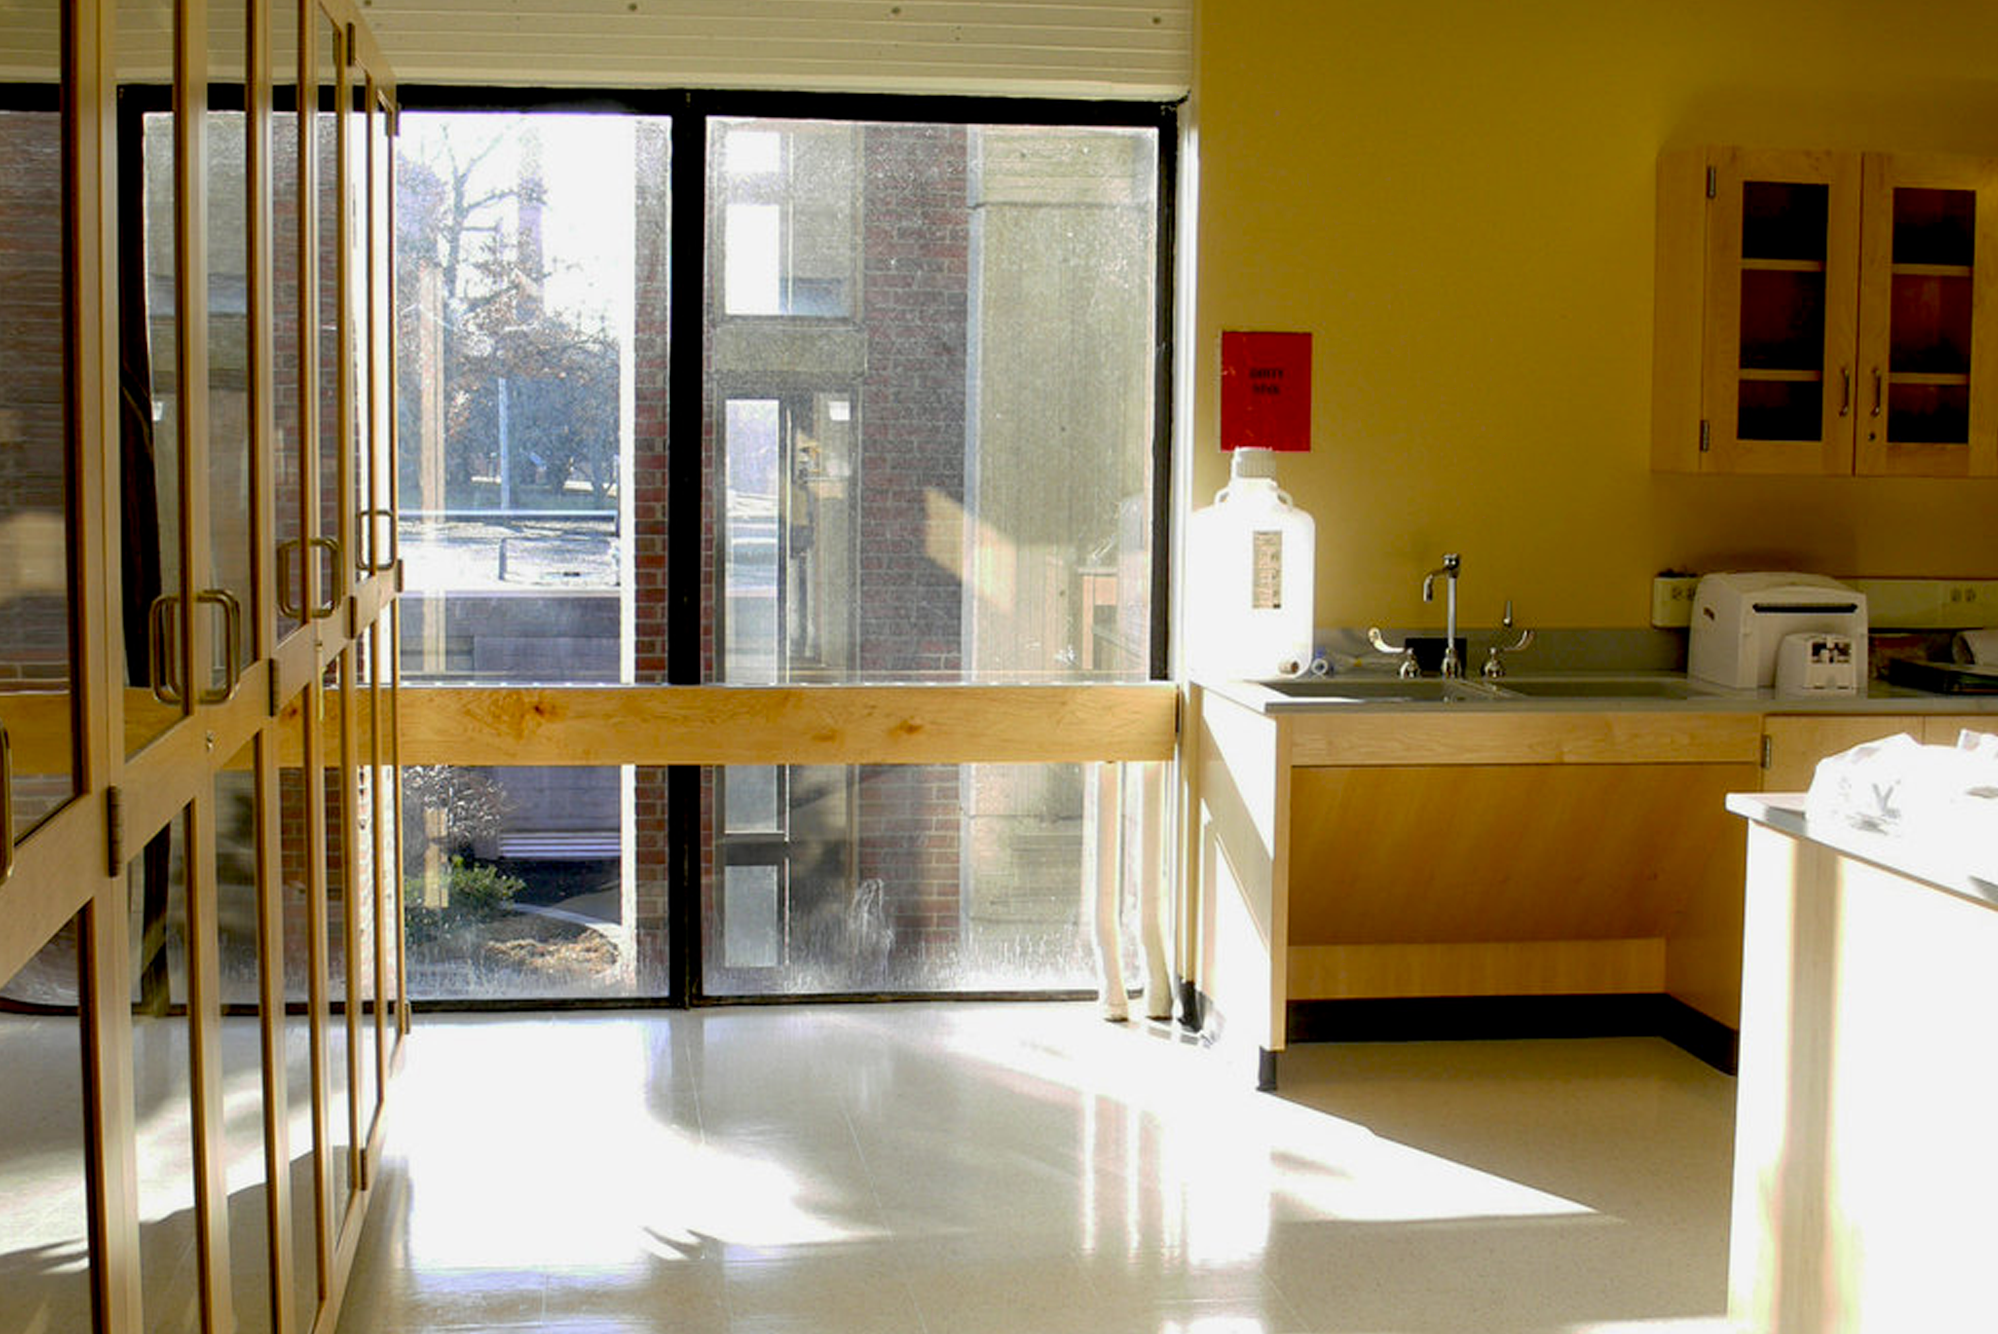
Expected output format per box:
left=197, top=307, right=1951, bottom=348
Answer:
left=335, top=1004, right=1738, bottom=1334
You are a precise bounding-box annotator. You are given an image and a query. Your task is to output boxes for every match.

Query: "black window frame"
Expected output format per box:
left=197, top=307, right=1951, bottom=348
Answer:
left=394, top=84, right=1180, bottom=1008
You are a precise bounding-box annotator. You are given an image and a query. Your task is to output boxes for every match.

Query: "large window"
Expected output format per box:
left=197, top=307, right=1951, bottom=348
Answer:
left=395, top=94, right=1171, bottom=1002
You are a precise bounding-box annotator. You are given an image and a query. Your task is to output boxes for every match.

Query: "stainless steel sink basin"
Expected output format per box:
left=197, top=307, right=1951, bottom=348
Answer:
left=1490, top=675, right=1719, bottom=700
left=1260, top=678, right=1486, bottom=703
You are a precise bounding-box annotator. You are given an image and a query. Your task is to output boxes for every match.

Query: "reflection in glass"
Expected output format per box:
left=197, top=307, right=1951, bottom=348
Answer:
left=704, top=762, right=1154, bottom=997
left=207, top=3, right=252, bottom=696
left=0, top=919, right=91, bottom=1334
left=272, top=2, right=305, bottom=639
left=0, top=11, right=76, bottom=838
left=315, top=15, right=342, bottom=582
left=707, top=120, right=1159, bottom=684
left=322, top=659, right=352, bottom=1217
left=276, top=691, right=321, bottom=1326
left=125, top=0, right=187, bottom=753
left=393, top=110, right=667, bottom=682
left=402, top=764, right=633, bottom=999
left=217, top=744, right=274, bottom=1334
left=128, top=810, right=200, bottom=1334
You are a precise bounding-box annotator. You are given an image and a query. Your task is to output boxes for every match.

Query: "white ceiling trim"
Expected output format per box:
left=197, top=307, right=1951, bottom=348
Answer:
left=359, top=0, right=1191, bottom=98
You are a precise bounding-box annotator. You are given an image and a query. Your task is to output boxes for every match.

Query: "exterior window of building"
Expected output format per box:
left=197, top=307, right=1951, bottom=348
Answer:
left=396, top=96, right=1169, bottom=1002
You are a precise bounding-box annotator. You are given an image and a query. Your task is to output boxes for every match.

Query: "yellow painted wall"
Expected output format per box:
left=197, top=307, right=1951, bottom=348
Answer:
left=1191, top=0, right=1998, bottom=631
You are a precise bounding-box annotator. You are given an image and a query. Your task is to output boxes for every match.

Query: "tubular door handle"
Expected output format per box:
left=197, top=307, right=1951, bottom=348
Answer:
left=1, top=721, right=13, bottom=885
left=197, top=588, right=244, bottom=705
left=1839, top=366, right=1852, bottom=417
left=278, top=538, right=305, bottom=619
left=359, top=507, right=395, bottom=573
left=1872, top=366, right=1884, bottom=417
left=309, top=537, right=345, bottom=619
left=148, top=594, right=184, bottom=706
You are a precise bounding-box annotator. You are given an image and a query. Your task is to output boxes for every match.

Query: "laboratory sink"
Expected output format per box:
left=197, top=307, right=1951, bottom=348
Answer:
left=1260, top=677, right=1496, bottom=703
left=1490, top=674, right=1721, bottom=700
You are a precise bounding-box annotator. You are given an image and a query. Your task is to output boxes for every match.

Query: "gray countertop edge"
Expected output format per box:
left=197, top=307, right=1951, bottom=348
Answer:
left=1198, top=676, right=1998, bottom=718
left=1727, top=793, right=1998, bottom=911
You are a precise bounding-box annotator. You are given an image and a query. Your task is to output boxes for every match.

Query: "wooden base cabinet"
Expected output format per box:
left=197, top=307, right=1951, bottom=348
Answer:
left=1654, top=146, right=1998, bottom=477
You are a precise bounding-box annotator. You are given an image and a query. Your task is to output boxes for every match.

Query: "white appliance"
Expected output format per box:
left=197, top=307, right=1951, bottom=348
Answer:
left=1688, top=572, right=1869, bottom=689
left=1773, top=631, right=1860, bottom=698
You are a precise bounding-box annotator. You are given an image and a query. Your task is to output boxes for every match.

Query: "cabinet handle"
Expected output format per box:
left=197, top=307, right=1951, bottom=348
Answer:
left=1, top=721, right=13, bottom=885
left=278, top=538, right=305, bottom=620
left=197, top=587, right=244, bottom=705
left=309, top=537, right=345, bottom=619
left=148, top=594, right=183, bottom=706
left=1872, top=366, right=1884, bottom=417
left=358, top=507, right=396, bottom=573
left=1839, top=366, right=1852, bottom=417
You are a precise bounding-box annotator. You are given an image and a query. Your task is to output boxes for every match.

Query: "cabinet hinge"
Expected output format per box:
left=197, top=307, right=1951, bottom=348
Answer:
left=106, top=785, right=125, bottom=874
left=1699, top=420, right=1711, bottom=452
left=1705, top=165, right=1718, bottom=199
left=1761, top=735, right=1773, bottom=770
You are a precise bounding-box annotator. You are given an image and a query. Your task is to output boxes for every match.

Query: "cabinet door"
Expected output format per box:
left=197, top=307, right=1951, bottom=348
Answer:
left=1855, top=154, right=1998, bottom=477
left=1703, top=148, right=1862, bottom=474
left=1761, top=714, right=1924, bottom=792
left=1926, top=715, right=1997, bottom=746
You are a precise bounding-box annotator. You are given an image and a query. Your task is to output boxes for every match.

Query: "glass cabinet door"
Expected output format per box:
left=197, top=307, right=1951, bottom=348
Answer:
left=124, top=0, right=194, bottom=754
left=206, top=0, right=253, bottom=704
left=0, top=0, right=78, bottom=848
left=1856, top=153, right=1998, bottom=477
left=1702, top=147, right=1861, bottom=474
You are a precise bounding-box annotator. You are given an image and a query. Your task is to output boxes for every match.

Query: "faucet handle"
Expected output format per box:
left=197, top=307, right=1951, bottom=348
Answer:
left=1367, top=627, right=1422, bottom=679
left=1481, top=601, right=1534, bottom=678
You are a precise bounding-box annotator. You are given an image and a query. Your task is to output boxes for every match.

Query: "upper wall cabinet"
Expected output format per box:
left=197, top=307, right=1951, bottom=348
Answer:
left=1653, top=146, right=1998, bottom=477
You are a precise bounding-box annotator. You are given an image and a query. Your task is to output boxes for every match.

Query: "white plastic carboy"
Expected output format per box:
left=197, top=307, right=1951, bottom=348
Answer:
left=1185, top=447, right=1316, bottom=680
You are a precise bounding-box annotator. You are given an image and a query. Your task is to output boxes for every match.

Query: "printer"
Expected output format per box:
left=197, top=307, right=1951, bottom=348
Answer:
left=1687, top=572, right=1869, bottom=691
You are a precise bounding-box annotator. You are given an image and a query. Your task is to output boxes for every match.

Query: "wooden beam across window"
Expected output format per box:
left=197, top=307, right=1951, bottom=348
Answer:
left=393, top=684, right=1179, bottom=767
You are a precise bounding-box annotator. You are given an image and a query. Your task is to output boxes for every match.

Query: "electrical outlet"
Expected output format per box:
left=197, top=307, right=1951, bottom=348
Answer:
left=1650, top=576, right=1700, bottom=627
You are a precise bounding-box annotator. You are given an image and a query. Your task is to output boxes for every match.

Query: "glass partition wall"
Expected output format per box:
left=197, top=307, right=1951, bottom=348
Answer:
left=0, top=2, right=403, bottom=1332
left=392, top=98, right=1177, bottom=1004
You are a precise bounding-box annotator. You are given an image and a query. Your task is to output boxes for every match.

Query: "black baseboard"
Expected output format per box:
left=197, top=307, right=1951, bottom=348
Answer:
left=1286, top=993, right=1738, bottom=1074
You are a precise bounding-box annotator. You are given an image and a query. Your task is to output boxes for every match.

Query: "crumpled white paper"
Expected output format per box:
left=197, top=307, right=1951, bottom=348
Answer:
left=1804, top=729, right=1998, bottom=880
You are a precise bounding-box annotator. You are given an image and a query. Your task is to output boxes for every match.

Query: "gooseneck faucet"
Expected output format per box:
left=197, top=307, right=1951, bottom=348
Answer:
left=1422, top=552, right=1462, bottom=678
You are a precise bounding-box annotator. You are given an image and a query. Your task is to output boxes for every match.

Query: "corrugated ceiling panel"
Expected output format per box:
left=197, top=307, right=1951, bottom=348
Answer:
left=361, top=0, right=1191, bottom=97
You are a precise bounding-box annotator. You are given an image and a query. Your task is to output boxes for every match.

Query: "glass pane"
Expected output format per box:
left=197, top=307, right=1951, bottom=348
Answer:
left=1740, top=180, right=1828, bottom=262
left=347, top=66, right=368, bottom=580
left=402, top=763, right=643, bottom=999
left=1888, top=382, right=1971, bottom=445
left=207, top=6, right=252, bottom=695
left=380, top=613, right=403, bottom=1040
left=353, top=640, right=378, bottom=1141
left=129, top=810, right=200, bottom=1334
left=0, top=920, right=92, bottom=1334
left=1892, top=186, right=1975, bottom=267
left=1888, top=271, right=1972, bottom=375
left=272, top=1, right=305, bottom=639
left=321, top=660, right=353, bottom=1218
left=276, top=690, right=321, bottom=1326
left=369, top=90, right=394, bottom=575
left=216, top=742, right=274, bottom=1334
left=1737, top=379, right=1823, bottom=442
left=394, top=110, right=668, bottom=683
left=315, top=15, right=341, bottom=586
left=1738, top=269, right=1826, bottom=372
left=0, top=38, right=76, bottom=837
left=705, top=120, right=1160, bottom=685
left=704, top=762, right=1156, bottom=996
left=126, top=2, right=187, bottom=752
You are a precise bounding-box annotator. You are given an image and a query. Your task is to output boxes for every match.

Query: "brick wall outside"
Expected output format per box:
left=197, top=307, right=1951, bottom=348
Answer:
left=0, top=111, right=72, bottom=683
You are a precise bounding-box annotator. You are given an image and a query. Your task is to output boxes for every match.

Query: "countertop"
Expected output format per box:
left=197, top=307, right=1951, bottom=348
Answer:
left=1201, top=672, right=1998, bottom=717
left=1727, top=792, right=1998, bottom=910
